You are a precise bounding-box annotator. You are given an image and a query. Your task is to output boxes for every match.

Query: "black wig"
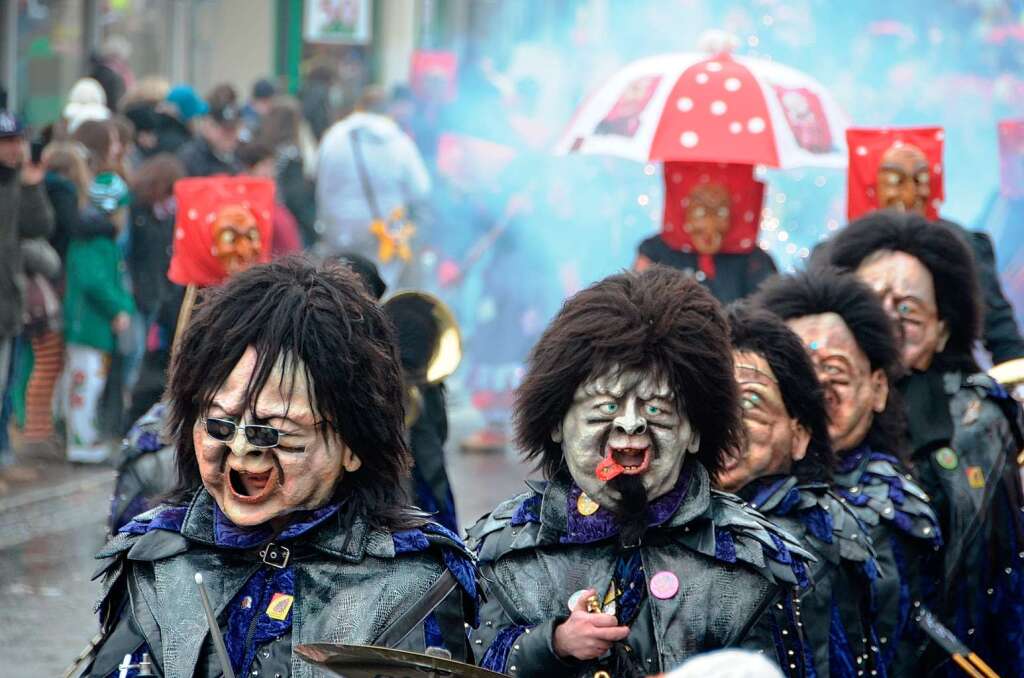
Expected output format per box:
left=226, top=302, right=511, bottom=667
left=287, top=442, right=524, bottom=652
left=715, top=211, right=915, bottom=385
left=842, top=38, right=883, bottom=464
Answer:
left=726, top=303, right=834, bottom=483
left=753, top=268, right=907, bottom=457
left=166, top=256, right=417, bottom=529
left=826, top=209, right=981, bottom=372
left=515, top=265, right=742, bottom=479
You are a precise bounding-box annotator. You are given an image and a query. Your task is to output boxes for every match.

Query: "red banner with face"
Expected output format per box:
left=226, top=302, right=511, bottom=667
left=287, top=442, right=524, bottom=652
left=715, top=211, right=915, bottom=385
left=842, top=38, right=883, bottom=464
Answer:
left=168, top=176, right=275, bottom=287
left=846, top=126, right=944, bottom=221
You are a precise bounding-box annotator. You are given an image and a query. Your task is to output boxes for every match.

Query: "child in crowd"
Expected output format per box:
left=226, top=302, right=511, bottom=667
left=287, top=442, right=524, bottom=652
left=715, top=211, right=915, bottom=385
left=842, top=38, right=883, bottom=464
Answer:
left=62, top=134, right=134, bottom=463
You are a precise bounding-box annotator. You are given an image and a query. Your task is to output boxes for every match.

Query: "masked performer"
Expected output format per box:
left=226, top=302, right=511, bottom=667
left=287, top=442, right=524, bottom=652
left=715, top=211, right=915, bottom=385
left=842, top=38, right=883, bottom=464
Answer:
left=80, top=259, right=478, bottom=678
left=845, top=126, right=1024, bottom=364
left=826, top=211, right=1024, bottom=677
left=467, top=267, right=813, bottom=678
left=635, top=162, right=776, bottom=303
left=717, top=304, right=882, bottom=678
left=754, top=269, right=942, bottom=676
left=110, top=177, right=276, bottom=531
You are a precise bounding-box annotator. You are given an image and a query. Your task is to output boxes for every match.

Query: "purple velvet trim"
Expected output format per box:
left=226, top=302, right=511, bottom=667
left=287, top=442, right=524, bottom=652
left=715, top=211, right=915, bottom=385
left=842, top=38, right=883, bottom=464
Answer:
left=135, top=430, right=162, bottom=453
left=561, top=465, right=691, bottom=545
left=424, top=612, right=444, bottom=649
left=749, top=477, right=790, bottom=509
left=837, top=490, right=870, bottom=507
left=393, top=528, right=431, bottom=554
left=802, top=505, right=834, bottom=544
left=480, top=625, right=529, bottom=672
left=510, top=494, right=541, bottom=526
left=828, top=600, right=855, bottom=678
left=119, top=506, right=188, bottom=535
left=778, top=489, right=801, bottom=515
left=212, top=502, right=340, bottom=548
left=765, top=532, right=811, bottom=589
left=714, top=527, right=737, bottom=563
left=224, top=567, right=294, bottom=676
left=767, top=532, right=792, bottom=564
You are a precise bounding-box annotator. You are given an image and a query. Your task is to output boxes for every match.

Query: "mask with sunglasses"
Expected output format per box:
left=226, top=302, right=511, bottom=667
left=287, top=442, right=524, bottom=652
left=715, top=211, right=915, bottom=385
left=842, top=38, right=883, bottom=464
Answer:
left=193, top=347, right=363, bottom=528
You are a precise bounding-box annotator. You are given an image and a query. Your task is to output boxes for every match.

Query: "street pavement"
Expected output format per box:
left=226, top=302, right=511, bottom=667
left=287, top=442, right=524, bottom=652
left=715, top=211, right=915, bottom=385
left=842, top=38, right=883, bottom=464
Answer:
left=0, top=398, right=535, bottom=676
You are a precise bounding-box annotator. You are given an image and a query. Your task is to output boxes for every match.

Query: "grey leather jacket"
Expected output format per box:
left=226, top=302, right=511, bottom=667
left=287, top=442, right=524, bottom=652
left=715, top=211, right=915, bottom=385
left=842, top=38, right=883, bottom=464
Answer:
left=742, top=477, right=881, bottom=678
left=83, top=489, right=479, bottom=678
left=466, top=463, right=815, bottom=677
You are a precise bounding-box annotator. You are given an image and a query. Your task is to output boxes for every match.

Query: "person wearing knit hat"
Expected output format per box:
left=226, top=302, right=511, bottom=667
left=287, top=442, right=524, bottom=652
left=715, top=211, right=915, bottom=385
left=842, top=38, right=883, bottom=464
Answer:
left=63, top=78, right=111, bottom=134
left=164, top=85, right=209, bottom=124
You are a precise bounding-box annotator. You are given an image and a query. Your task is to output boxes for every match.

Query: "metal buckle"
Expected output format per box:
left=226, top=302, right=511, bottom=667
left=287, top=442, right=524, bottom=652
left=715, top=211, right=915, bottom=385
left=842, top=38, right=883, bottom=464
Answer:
left=259, top=543, right=290, bottom=569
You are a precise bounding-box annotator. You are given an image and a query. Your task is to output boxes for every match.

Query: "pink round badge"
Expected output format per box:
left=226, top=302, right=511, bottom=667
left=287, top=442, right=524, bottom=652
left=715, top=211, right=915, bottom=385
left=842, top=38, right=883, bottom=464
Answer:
left=649, top=571, right=679, bottom=599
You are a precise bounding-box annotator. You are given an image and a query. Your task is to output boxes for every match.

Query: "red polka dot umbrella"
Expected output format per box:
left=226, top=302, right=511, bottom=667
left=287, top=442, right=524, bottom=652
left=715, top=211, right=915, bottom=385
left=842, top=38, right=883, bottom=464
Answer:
left=557, top=47, right=849, bottom=169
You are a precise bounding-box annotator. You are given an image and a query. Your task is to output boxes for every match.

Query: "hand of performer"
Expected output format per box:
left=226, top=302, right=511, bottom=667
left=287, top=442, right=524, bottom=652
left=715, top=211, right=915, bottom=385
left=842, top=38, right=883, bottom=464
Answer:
left=552, top=588, right=630, bottom=661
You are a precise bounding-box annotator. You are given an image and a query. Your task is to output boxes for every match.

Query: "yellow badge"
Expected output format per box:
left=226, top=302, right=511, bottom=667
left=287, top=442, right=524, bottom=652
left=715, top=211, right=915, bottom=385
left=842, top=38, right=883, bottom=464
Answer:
left=966, top=466, right=986, bottom=489
left=265, top=593, right=294, bottom=621
left=961, top=398, right=982, bottom=426
left=577, top=492, right=600, bottom=516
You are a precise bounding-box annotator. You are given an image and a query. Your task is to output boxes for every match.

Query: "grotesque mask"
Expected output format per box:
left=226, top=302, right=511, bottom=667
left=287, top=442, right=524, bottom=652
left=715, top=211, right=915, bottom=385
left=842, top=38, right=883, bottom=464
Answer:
left=194, top=346, right=362, bottom=527
left=717, top=351, right=809, bottom=492
left=553, top=366, right=699, bottom=510
left=787, top=313, right=888, bottom=454
left=212, top=205, right=263, bottom=275
left=683, top=183, right=731, bottom=255
left=855, top=250, right=948, bottom=372
left=876, top=144, right=930, bottom=215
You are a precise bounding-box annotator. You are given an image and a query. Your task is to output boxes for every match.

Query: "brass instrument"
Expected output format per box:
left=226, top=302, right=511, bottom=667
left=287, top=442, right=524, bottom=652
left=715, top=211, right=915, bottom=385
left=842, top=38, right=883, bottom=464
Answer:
left=382, top=291, right=462, bottom=426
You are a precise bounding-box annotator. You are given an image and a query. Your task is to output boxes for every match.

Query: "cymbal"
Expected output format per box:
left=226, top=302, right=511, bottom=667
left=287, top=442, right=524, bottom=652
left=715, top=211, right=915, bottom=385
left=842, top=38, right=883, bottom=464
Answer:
left=295, top=643, right=506, bottom=678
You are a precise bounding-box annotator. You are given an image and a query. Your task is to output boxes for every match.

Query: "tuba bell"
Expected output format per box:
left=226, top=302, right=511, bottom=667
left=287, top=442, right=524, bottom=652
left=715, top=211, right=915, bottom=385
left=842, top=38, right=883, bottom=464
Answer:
left=383, top=291, right=462, bottom=427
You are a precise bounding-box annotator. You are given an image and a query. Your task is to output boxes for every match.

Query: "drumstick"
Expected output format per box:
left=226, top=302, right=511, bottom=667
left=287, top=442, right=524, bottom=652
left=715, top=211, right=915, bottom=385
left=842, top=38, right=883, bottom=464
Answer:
left=194, top=572, right=237, bottom=678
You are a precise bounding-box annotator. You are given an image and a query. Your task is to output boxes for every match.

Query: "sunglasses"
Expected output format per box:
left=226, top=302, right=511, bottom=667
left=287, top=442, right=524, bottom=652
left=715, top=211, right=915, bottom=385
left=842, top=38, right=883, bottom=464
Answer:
left=203, top=417, right=295, bottom=449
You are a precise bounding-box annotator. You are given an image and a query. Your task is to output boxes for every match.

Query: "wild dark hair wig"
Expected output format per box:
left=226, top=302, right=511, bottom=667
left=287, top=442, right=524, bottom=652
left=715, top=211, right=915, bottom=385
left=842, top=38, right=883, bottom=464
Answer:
left=166, top=256, right=416, bottom=529
left=725, top=303, right=834, bottom=483
left=515, top=265, right=742, bottom=479
left=826, top=210, right=981, bottom=372
left=753, top=269, right=906, bottom=457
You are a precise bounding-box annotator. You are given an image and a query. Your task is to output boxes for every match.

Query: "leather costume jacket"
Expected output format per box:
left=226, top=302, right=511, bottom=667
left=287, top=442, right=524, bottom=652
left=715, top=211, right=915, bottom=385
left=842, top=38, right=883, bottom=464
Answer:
left=466, top=462, right=815, bottom=677
left=900, top=369, right=1024, bottom=676
left=833, top=447, right=942, bottom=676
left=82, top=489, right=479, bottom=678
left=743, top=476, right=882, bottom=678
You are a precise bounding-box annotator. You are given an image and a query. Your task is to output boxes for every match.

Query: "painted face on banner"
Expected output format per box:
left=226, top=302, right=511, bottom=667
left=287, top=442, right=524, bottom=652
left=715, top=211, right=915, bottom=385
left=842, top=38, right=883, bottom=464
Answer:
left=876, top=144, right=930, bottom=215
left=787, top=313, right=888, bottom=454
left=717, top=351, right=810, bottom=492
left=212, top=205, right=263, bottom=275
left=684, top=183, right=731, bottom=255
left=194, top=346, right=362, bottom=527
left=554, top=367, right=699, bottom=509
left=855, top=250, right=948, bottom=371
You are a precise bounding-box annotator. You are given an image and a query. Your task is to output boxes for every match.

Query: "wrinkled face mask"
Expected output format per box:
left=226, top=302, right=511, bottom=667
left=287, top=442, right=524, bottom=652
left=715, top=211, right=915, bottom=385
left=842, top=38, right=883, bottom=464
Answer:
left=876, top=144, right=930, bottom=215
left=855, top=249, right=948, bottom=372
left=554, top=367, right=698, bottom=509
left=717, top=351, right=809, bottom=492
left=193, top=346, right=362, bottom=528
left=787, top=313, right=888, bottom=454
left=212, top=205, right=262, bottom=275
left=684, top=183, right=731, bottom=255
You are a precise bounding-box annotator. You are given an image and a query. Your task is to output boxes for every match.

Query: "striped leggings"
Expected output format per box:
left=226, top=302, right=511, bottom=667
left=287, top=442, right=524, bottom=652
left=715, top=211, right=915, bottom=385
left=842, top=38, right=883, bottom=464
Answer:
left=24, top=330, right=63, bottom=441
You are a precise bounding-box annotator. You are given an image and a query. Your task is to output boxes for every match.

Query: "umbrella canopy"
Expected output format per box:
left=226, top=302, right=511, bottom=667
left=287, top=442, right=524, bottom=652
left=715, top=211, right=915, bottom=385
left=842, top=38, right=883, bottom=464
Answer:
left=557, top=50, right=849, bottom=169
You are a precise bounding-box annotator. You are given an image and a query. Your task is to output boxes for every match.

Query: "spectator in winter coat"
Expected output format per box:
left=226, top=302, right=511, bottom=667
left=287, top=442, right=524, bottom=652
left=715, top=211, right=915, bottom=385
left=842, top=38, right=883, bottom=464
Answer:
left=63, top=171, right=135, bottom=463
left=0, top=110, right=54, bottom=466
left=316, top=87, right=430, bottom=264
left=177, top=85, right=243, bottom=177
left=256, top=96, right=319, bottom=246
left=237, top=142, right=302, bottom=257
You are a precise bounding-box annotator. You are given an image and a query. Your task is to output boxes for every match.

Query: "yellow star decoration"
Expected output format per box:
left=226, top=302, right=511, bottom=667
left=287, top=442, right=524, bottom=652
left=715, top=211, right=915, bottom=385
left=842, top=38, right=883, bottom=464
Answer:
left=370, top=208, right=416, bottom=263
